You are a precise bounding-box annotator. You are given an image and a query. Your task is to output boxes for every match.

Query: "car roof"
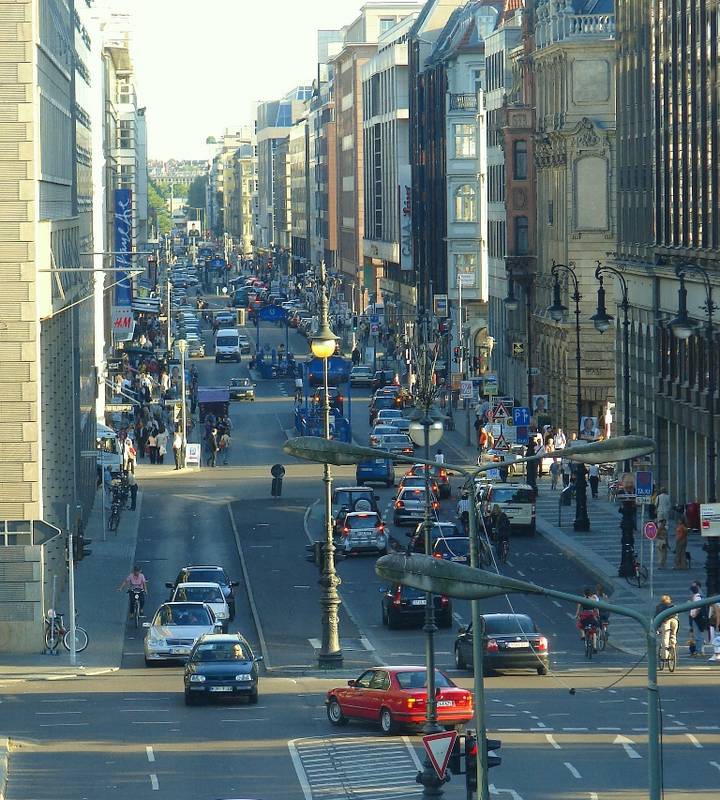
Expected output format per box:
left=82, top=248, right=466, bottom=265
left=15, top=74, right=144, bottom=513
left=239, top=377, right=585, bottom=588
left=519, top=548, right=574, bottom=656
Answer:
left=161, top=601, right=209, bottom=608
left=488, top=482, right=533, bottom=490
left=181, top=565, right=227, bottom=572
left=196, top=632, right=249, bottom=644
left=334, top=486, right=372, bottom=492
left=175, top=582, right=223, bottom=590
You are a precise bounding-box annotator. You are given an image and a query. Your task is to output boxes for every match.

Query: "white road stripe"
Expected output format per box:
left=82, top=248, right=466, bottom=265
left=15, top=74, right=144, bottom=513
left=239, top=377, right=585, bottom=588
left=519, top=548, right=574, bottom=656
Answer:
left=150, top=774, right=159, bottom=791
left=146, top=746, right=155, bottom=763
left=545, top=734, right=561, bottom=750
left=686, top=734, right=703, bottom=749
left=564, top=762, right=582, bottom=779
left=710, top=761, right=720, bottom=772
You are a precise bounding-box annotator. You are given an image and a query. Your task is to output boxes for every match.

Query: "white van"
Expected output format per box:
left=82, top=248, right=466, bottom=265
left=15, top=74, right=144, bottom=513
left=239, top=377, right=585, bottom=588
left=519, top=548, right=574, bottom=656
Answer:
left=481, top=482, right=537, bottom=535
left=96, top=423, right=122, bottom=476
left=214, top=328, right=241, bottom=363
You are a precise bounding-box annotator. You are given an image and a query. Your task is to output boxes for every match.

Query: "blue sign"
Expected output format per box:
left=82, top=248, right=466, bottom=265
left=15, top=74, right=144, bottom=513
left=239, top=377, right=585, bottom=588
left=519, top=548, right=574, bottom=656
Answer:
left=370, top=314, right=379, bottom=325
left=515, top=425, right=529, bottom=445
left=257, top=305, right=288, bottom=322
left=114, top=189, right=133, bottom=306
left=513, top=406, right=530, bottom=426
left=636, top=470, right=653, bottom=500
left=210, top=257, right=226, bottom=269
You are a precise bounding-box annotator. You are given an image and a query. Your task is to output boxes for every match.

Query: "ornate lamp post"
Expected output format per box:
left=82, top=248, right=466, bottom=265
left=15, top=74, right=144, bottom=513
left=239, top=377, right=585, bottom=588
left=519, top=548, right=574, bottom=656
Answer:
left=591, top=263, right=637, bottom=576
left=669, top=263, right=719, bottom=595
left=310, top=261, right=343, bottom=667
left=548, top=261, right=590, bottom=531
left=176, top=339, right=188, bottom=469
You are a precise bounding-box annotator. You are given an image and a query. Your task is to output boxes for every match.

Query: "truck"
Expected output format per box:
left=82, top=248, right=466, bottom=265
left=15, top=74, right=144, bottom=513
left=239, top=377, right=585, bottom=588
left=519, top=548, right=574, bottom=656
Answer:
left=197, top=387, right=230, bottom=422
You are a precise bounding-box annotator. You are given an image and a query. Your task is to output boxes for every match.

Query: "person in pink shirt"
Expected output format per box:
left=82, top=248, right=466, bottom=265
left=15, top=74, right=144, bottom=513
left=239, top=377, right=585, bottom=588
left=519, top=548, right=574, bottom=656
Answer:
left=117, top=565, right=148, bottom=617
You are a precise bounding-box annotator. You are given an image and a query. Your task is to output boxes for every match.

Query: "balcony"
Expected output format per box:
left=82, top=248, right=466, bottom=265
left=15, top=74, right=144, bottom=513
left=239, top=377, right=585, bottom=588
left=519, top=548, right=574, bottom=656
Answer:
left=449, top=93, right=478, bottom=112
left=535, top=10, right=615, bottom=49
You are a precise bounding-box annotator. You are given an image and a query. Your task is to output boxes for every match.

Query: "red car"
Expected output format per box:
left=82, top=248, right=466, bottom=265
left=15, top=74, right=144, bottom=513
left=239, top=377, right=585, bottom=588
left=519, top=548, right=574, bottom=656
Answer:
left=326, top=666, right=473, bottom=734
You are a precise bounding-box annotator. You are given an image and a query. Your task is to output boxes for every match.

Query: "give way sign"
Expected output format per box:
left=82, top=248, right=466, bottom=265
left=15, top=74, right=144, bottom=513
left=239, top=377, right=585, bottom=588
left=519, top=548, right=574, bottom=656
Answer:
left=422, top=730, right=457, bottom=780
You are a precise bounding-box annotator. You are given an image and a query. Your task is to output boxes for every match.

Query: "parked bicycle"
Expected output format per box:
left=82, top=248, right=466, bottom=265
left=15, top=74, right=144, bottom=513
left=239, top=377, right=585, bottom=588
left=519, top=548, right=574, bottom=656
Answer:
left=597, top=619, right=610, bottom=651
left=44, top=609, right=89, bottom=652
left=625, top=551, right=649, bottom=588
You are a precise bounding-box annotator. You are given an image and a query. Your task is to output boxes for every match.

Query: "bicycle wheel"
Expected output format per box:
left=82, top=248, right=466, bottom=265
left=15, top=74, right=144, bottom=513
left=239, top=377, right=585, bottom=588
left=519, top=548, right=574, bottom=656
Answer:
left=134, top=601, right=140, bottom=629
left=598, top=626, right=607, bottom=651
left=585, top=635, right=593, bottom=660
left=667, top=644, right=677, bottom=673
left=499, top=541, right=510, bottom=564
left=45, top=625, right=61, bottom=651
left=108, top=508, right=119, bottom=531
left=63, top=626, right=88, bottom=653
left=658, top=643, right=665, bottom=671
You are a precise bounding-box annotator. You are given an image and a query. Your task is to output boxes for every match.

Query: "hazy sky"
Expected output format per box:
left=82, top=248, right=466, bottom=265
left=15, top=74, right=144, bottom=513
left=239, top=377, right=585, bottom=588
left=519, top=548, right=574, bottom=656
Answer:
left=132, top=0, right=362, bottom=160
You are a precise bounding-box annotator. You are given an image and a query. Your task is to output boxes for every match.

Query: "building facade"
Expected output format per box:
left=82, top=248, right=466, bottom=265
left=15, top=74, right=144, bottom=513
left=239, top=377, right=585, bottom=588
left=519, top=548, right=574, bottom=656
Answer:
left=289, top=117, right=311, bottom=272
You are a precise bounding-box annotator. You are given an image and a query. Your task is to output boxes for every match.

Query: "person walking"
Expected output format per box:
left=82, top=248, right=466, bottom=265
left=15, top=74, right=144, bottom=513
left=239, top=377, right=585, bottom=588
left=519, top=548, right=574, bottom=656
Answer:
left=220, top=430, right=231, bottom=465
left=147, top=430, right=158, bottom=464
left=560, top=456, right=571, bottom=488
left=588, top=463, right=600, bottom=499
left=673, top=516, right=689, bottom=569
left=351, top=346, right=361, bottom=367
left=549, top=459, right=560, bottom=490
left=172, top=429, right=183, bottom=470
left=656, top=519, right=669, bottom=569
left=127, top=471, right=138, bottom=510
left=688, top=582, right=707, bottom=656
left=156, top=428, right=168, bottom=465
left=206, top=427, right=219, bottom=468
left=435, top=448, right=444, bottom=465
left=656, top=487, right=672, bottom=525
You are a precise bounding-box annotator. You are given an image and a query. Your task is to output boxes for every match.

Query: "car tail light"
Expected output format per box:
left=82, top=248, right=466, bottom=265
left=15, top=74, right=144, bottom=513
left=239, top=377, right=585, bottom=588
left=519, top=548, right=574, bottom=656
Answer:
left=440, top=596, right=449, bottom=605
left=536, top=636, right=548, bottom=651
left=432, top=501, right=439, bottom=510
left=433, top=552, right=442, bottom=559
left=486, top=638, right=499, bottom=653
left=393, top=588, right=402, bottom=607
left=377, top=523, right=385, bottom=531
left=395, top=500, right=405, bottom=509
left=406, top=697, right=416, bottom=709
left=342, top=526, right=350, bottom=537
left=439, top=469, right=447, bottom=479
left=336, top=395, right=343, bottom=402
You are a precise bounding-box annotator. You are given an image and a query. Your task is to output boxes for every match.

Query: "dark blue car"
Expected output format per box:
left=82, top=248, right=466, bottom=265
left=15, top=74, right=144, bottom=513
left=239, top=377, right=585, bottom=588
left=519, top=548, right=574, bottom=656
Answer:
left=356, top=457, right=395, bottom=488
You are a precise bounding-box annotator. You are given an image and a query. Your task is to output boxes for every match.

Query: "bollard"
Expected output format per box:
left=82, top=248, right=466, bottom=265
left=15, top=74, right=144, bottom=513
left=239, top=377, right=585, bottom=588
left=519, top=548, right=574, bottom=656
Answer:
left=271, top=464, right=286, bottom=497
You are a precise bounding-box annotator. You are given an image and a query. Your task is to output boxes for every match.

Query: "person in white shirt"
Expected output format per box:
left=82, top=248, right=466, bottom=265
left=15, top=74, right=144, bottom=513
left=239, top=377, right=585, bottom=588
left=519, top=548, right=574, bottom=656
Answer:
left=588, top=463, right=600, bottom=498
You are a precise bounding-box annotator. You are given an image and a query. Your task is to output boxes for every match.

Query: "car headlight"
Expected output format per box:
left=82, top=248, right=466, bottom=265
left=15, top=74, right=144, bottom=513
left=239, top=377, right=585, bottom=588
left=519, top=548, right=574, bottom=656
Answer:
left=235, top=673, right=253, bottom=682
left=189, top=674, right=206, bottom=683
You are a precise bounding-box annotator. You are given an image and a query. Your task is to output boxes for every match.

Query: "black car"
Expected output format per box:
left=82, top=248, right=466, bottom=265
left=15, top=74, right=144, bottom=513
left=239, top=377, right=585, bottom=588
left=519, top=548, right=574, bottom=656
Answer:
left=228, top=377, right=255, bottom=401
left=312, top=386, right=344, bottom=414
left=371, top=369, right=396, bottom=392
left=166, top=566, right=239, bottom=619
left=184, top=633, right=263, bottom=705
left=409, top=521, right=465, bottom=552
left=454, top=613, right=549, bottom=675
left=381, top=584, right=453, bottom=629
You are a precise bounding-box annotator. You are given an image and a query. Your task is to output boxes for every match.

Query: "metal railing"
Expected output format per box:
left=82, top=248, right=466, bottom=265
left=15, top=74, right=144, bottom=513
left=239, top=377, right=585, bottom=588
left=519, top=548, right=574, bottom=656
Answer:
left=449, top=93, right=478, bottom=111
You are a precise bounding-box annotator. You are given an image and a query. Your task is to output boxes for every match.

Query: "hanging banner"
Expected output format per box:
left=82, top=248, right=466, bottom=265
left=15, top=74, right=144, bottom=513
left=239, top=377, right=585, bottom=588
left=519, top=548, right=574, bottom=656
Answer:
left=114, top=188, right=133, bottom=306
left=398, top=165, right=413, bottom=271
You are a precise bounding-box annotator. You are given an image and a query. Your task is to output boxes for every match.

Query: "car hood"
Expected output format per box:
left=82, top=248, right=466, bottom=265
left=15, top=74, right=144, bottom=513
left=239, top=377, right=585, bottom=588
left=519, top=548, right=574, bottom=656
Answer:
left=188, top=661, right=255, bottom=676
left=146, top=624, right=214, bottom=639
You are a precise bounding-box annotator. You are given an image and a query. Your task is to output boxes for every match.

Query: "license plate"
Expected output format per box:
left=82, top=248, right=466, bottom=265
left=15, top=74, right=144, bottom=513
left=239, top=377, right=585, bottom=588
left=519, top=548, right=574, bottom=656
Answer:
left=209, top=686, right=233, bottom=692
left=437, top=700, right=453, bottom=707
left=170, top=647, right=189, bottom=655
left=411, top=599, right=426, bottom=606
left=506, top=641, right=528, bottom=648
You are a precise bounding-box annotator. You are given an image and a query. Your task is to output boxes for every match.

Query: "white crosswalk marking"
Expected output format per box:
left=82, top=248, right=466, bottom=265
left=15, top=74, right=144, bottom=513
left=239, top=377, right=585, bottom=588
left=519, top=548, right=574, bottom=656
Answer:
left=289, top=735, right=423, bottom=799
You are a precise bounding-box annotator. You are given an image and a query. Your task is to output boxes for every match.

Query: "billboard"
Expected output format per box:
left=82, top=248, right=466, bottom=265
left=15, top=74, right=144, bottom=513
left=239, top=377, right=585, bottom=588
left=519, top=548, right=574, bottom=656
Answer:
left=114, top=189, right=133, bottom=306
left=398, top=165, right=413, bottom=270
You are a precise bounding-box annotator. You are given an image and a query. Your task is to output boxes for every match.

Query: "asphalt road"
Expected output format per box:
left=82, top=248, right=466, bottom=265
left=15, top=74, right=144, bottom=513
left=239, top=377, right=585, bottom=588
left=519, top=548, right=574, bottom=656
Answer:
left=1, top=306, right=719, bottom=800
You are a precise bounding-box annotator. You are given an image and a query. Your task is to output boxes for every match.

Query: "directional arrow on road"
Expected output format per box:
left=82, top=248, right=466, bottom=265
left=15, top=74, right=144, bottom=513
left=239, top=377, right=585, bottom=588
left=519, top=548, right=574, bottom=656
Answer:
left=614, top=734, right=642, bottom=759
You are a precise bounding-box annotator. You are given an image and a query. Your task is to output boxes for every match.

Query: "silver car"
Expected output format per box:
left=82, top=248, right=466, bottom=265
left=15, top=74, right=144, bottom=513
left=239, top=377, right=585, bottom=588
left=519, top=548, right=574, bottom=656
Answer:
left=375, top=433, right=415, bottom=460
left=143, top=602, right=221, bottom=666
left=393, top=486, right=439, bottom=526
left=337, top=511, right=388, bottom=555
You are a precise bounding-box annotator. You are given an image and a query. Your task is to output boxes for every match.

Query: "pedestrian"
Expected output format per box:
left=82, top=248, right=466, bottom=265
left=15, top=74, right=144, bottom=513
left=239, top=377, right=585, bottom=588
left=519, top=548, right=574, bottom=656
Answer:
left=147, top=430, right=158, bottom=464
left=127, top=471, right=138, bottom=510
left=549, top=459, right=560, bottom=490
left=156, top=428, right=168, bottom=465
left=220, top=431, right=231, bottom=465
left=673, top=517, right=689, bottom=569
left=525, top=440, right=538, bottom=491
left=206, top=427, right=219, bottom=468
left=709, top=599, right=720, bottom=657
left=351, top=346, right=360, bottom=367
left=553, top=428, right=567, bottom=450
left=688, top=582, right=708, bottom=656
left=656, top=520, right=669, bottom=569
left=103, top=465, right=113, bottom=513
left=656, top=487, right=672, bottom=525
left=172, top=429, right=183, bottom=470
left=435, top=448, right=444, bottom=465
left=478, top=426, right=488, bottom=453
left=588, top=463, right=600, bottom=498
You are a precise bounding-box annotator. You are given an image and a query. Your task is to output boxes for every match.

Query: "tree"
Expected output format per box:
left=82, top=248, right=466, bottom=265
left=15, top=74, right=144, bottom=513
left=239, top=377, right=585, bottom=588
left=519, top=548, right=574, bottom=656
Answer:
left=187, top=176, right=207, bottom=214
left=148, top=180, right=171, bottom=234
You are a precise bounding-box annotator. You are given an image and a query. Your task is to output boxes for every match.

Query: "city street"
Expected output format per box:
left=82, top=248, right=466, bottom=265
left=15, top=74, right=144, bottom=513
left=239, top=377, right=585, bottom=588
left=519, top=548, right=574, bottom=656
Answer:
left=1, top=320, right=718, bottom=800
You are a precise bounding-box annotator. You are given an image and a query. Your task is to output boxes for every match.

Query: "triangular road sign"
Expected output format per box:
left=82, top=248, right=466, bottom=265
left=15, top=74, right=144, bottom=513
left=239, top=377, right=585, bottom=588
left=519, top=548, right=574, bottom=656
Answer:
left=422, top=730, right=457, bottom=780
left=493, top=402, right=510, bottom=420
left=494, top=433, right=510, bottom=451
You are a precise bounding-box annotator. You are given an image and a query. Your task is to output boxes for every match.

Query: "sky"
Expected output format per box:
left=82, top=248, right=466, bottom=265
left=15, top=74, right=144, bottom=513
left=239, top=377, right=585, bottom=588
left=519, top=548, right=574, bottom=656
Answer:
left=131, top=0, right=363, bottom=160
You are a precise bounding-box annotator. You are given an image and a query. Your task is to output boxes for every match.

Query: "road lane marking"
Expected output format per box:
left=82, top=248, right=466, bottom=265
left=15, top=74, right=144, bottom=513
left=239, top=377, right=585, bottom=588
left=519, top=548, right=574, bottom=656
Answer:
left=221, top=718, right=268, bottom=722
left=614, top=735, right=642, bottom=759
left=552, top=600, right=562, bottom=608
left=150, top=774, right=159, bottom=791
left=35, top=711, right=83, bottom=715
left=545, top=734, right=561, bottom=750
left=489, top=785, right=525, bottom=799
left=710, top=761, right=720, bottom=772
left=131, top=721, right=179, bottom=725
left=146, top=746, right=155, bottom=763
left=686, top=734, right=703, bottom=748
left=564, top=763, right=581, bottom=779
left=39, top=723, right=89, bottom=727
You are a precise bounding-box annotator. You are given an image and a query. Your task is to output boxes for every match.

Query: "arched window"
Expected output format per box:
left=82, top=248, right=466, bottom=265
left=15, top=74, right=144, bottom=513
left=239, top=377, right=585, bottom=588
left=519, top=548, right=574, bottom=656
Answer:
left=515, top=216, right=529, bottom=254
left=455, top=184, right=477, bottom=222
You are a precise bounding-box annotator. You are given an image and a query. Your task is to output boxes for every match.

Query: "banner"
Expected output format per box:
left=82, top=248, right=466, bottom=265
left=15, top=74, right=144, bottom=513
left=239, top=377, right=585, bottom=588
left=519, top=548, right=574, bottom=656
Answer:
left=398, top=165, right=413, bottom=270
left=111, top=306, right=134, bottom=342
left=114, top=189, right=133, bottom=306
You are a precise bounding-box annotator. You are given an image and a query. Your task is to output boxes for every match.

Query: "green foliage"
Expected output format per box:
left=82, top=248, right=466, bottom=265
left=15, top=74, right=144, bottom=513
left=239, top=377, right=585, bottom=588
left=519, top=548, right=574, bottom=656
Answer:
left=187, top=175, right=207, bottom=212
left=155, top=180, right=187, bottom=199
left=148, top=180, right=171, bottom=235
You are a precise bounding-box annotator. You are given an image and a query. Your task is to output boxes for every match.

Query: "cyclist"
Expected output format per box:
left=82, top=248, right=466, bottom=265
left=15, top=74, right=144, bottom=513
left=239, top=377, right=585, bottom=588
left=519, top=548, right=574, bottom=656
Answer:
left=118, top=565, right=148, bottom=618
left=294, top=376, right=304, bottom=404
left=655, top=594, right=678, bottom=657
left=595, top=583, right=610, bottom=637
left=491, top=504, right=511, bottom=561
left=575, top=588, right=600, bottom=647
left=456, top=491, right=470, bottom=534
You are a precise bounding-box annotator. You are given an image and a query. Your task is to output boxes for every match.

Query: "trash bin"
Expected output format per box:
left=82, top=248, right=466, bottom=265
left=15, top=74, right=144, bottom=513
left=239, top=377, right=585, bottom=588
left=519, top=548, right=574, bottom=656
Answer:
left=271, top=463, right=286, bottom=497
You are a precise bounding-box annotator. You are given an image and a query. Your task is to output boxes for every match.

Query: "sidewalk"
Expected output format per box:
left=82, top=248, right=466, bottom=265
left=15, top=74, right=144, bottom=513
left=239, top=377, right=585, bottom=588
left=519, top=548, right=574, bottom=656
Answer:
left=437, top=423, right=715, bottom=659
left=0, top=485, right=142, bottom=682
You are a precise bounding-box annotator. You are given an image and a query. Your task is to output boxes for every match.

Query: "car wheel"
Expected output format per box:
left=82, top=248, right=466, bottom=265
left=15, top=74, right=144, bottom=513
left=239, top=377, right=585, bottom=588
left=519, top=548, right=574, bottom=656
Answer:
left=215, top=357, right=219, bottom=364
left=529, top=521, right=537, bottom=536
left=144, top=658, right=155, bottom=668
left=184, top=691, right=198, bottom=706
left=356, top=480, right=364, bottom=486
left=387, top=612, right=397, bottom=630
left=327, top=697, right=348, bottom=726
left=387, top=480, right=394, bottom=488
left=381, top=606, right=389, bottom=626
left=248, top=689, right=259, bottom=704
left=379, top=707, right=397, bottom=735
left=454, top=646, right=467, bottom=670
left=537, top=665, right=548, bottom=676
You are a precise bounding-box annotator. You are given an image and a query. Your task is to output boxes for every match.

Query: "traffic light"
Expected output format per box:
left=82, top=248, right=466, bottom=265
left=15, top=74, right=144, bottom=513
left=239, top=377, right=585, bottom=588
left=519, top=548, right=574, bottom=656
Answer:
left=352, top=315, right=358, bottom=330
left=466, top=732, right=477, bottom=792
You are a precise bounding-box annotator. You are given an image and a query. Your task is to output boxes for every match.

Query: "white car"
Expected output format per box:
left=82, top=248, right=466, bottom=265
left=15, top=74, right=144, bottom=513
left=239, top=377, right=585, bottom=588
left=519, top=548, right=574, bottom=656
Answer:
left=143, top=602, right=221, bottom=665
left=170, top=582, right=230, bottom=629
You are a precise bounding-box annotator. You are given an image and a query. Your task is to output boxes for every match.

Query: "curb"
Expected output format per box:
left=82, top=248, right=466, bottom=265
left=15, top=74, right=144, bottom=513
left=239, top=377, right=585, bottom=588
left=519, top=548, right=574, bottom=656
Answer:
left=227, top=504, right=271, bottom=670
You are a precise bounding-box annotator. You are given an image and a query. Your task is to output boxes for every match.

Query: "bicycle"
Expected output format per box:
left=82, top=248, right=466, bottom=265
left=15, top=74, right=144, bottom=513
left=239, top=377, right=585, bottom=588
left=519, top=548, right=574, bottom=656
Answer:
left=497, top=537, right=510, bottom=565
left=44, top=610, right=89, bottom=652
left=108, top=490, right=122, bottom=532
left=625, top=552, right=648, bottom=588
left=582, top=621, right=598, bottom=660
left=658, top=639, right=677, bottom=672
left=128, top=587, right=143, bottom=629
left=597, top=619, right=610, bottom=651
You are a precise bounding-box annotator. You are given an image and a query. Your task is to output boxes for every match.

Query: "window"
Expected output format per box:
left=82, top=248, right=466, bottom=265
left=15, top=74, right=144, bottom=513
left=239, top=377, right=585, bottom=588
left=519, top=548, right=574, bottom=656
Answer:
left=548, top=200, right=554, bottom=225
left=455, top=185, right=477, bottom=222
left=379, top=17, right=396, bottom=33
left=513, top=140, right=528, bottom=180
left=454, top=253, right=477, bottom=288
left=472, top=68, right=483, bottom=94
left=515, top=216, right=529, bottom=254
left=454, top=124, right=476, bottom=158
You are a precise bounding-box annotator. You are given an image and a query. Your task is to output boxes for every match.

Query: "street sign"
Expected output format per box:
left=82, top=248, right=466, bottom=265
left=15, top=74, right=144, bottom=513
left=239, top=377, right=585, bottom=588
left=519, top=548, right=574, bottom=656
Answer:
left=185, top=443, right=201, bottom=468
left=483, top=373, right=498, bottom=396
left=700, top=503, right=720, bottom=537
left=528, top=367, right=540, bottom=376
left=513, top=406, right=530, bottom=426
left=644, top=521, right=658, bottom=540
left=104, top=403, right=133, bottom=413
left=433, top=294, right=449, bottom=318
left=493, top=402, right=511, bottom=421
left=106, top=358, right=123, bottom=373
left=515, top=425, right=529, bottom=445
left=460, top=380, right=473, bottom=400
left=111, top=306, right=134, bottom=342
left=422, top=730, right=457, bottom=781
left=635, top=470, right=653, bottom=504
left=370, top=322, right=379, bottom=334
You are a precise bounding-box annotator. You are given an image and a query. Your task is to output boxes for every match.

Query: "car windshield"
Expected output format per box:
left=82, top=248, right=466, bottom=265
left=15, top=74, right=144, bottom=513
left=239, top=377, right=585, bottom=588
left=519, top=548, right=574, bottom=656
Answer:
left=389, top=419, right=410, bottom=430
left=374, top=398, right=395, bottom=409
left=231, top=379, right=250, bottom=387
left=182, top=569, right=227, bottom=585
left=216, top=336, right=238, bottom=347
left=432, top=524, right=462, bottom=538
left=434, top=538, right=469, bottom=558
left=483, top=615, right=536, bottom=635
left=347, top=513, right=379, bottom=528
left=491, top=488, right=535, bottom=504
left=377, top=410, right=402, bottom=418
left=401, top=489, right=425, bottom=501
left=156, top=604, right=211, bottom=626
left=396, top=670, right=453, bottom=690
left=411, top=465, right=444, bottom=478
left=191, top=641, right=251, bottom=662
left=176, top=586, right=223, bottom=603
left=334, top=491, right=372, bottom=509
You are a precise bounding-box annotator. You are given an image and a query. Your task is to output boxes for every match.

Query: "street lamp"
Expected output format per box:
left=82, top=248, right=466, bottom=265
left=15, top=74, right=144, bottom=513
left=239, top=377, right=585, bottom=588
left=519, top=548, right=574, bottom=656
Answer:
left=310, top=261, right=343, bottom=667
left=670, top=263, right=719, bottom=595
left=376, top=552, right=720, bottom=800
left=549, top=261, right=589, bottom=532
left=504, top=274, right=535, bottom=410
left=176, top=339, right=188, bottom=469
left=592, top=263, right=636, bottom=578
